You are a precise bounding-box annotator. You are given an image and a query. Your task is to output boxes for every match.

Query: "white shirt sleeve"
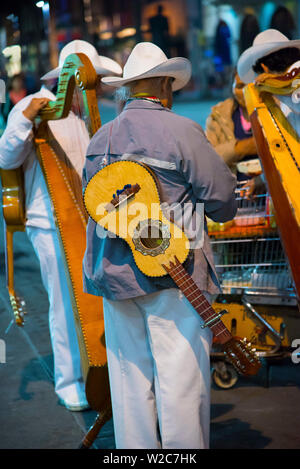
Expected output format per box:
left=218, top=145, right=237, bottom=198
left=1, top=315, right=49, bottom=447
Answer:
left=0, top=100, right=34, bottom=170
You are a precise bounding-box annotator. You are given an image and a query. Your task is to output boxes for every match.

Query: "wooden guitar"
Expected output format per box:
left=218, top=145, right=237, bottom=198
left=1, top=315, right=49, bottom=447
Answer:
left=0, top=167, right=26, bottom=325
left=84, top=160, right=261, bottom=377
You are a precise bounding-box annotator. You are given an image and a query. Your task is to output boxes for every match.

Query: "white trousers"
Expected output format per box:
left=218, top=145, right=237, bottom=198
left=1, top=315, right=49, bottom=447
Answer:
left=103, top=288, right=213, bottom=449
left=26, top=226, right=86, bottom=403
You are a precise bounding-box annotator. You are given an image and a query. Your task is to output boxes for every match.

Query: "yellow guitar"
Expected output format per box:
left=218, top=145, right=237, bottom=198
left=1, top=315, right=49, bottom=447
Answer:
left=84, top=160, right=261, bottom=377
left=0, top=167, right=26, bottom=325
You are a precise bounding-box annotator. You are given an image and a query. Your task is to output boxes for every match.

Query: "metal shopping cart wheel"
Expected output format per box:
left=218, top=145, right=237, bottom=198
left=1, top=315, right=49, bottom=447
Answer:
left=211, top=361, right=238, bottom=389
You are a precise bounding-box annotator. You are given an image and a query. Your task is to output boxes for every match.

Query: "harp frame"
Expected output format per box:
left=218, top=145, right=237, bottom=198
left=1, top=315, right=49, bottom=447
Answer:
left=0, top=167, right=26, bottom=325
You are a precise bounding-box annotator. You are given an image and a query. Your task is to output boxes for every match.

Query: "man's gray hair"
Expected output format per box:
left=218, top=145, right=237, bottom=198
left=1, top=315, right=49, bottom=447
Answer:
left=114, top=85, right=132, bottom=103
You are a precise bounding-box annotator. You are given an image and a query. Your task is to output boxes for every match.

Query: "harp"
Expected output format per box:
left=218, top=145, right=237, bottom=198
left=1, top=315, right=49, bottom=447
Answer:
left=34, top=53, right=112, bottom=437
left=243, top=70, right=300, bottom=306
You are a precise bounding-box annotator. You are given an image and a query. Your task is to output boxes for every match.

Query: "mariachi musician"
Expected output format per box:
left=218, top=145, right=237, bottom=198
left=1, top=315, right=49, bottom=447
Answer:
left=82, top=42, right=238, bottom=449
left=237, top=29, right=300, bottom=301
left=238, top=29, right=300, bottom=136
left=0, top=40, right=121, bottom=411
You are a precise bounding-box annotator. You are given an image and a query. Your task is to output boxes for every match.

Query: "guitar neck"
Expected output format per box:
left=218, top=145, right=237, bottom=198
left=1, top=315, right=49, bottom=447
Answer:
left=162, top=256, right=232, bottom=345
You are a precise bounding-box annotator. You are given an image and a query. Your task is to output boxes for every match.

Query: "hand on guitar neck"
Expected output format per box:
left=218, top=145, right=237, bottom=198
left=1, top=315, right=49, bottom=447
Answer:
left=23, top=98, right=50, bottom=122
left=162, top=256, right=261, bottom=376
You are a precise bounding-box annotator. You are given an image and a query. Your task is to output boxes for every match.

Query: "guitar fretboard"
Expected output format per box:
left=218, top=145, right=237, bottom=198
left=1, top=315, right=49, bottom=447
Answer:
left=162, top=257, right=232, bottom=344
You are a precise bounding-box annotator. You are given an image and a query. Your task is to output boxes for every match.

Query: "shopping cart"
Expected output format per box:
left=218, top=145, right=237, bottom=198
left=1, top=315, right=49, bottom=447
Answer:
left=208, top=181, right=299, bottom=388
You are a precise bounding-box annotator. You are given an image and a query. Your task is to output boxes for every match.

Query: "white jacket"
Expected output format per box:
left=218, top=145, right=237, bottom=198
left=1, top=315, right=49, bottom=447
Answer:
left=0, top=86, right=90, bottom=229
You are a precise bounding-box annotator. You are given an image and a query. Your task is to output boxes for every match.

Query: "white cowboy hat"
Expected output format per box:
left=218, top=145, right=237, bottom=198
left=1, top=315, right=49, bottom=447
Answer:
left=101, top=42, right=192, bottom=92
left=237, top=29, right=300, bottom=84
left=41, top=39, right=122, bottom=81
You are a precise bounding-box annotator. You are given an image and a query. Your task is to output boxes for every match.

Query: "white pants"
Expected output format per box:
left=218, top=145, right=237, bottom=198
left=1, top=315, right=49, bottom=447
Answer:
left=26, top=226, right=86, bottom=403
left=103, top=288, right=213, bottom=449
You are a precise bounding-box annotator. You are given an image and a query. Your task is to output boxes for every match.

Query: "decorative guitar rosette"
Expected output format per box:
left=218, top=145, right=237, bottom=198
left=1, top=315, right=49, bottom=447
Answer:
left=133, top=219, right=171, bottom=257
left=84, top=160, right=262, bottom=378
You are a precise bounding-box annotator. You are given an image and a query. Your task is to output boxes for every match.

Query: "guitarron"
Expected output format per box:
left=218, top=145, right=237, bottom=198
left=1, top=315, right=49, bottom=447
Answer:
left=0, top=167, right=26, bottom=325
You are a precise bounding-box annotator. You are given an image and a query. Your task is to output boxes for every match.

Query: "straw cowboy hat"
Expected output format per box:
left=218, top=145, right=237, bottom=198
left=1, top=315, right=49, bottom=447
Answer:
left=41, top=40, right=122, bottom=80
left=237, top=29, right=300, bottom=84
left=101, top=42, right=192, bottom=92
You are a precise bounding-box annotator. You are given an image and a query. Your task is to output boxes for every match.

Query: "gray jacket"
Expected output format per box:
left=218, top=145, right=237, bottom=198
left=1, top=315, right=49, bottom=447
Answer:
left=82, top=99, right=237, bottom=300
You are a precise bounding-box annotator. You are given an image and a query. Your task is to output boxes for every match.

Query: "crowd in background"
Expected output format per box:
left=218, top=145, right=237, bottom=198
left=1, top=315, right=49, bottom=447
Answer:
left=0, top=5, right=297, bottom=135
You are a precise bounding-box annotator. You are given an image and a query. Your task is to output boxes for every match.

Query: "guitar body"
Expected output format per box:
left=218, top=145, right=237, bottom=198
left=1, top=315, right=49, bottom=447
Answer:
left=244, top=84, right=300, bottom=303
left=84, top=160, right=261, bottom=377
left=84, top=160, right=190, bottom=277
left=0, top=167, right=26, bottom=228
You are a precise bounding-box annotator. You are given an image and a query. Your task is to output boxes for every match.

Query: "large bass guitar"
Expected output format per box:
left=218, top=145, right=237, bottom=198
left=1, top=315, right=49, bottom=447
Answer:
left=84, top=160, right=261, bottom=377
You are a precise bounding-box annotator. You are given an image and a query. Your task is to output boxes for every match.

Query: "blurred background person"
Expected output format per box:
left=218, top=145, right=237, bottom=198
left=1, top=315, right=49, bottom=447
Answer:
left=239, top=12, right=260, bottom=55
left=206, top=70, right=259, bottom=182
left=270, top=6, right=296, bottom=40
left=149, top=4, right=170, bottom=56
left=213, top=19, right=232, bottom=95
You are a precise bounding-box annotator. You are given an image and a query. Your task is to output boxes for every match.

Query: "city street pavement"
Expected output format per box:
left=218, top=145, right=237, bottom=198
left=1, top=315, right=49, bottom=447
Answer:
left=0, top=98, right=300, bottom=450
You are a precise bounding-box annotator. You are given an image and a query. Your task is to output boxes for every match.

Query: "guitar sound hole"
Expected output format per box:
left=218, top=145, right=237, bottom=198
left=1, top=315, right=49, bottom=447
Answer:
left=133, top=219, right=170, bottom=256
left=140, top=226, right=164, bottom=249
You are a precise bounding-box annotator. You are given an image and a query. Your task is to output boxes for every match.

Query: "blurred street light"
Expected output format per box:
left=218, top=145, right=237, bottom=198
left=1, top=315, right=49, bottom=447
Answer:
left=116, top=28, right=136, bottom=39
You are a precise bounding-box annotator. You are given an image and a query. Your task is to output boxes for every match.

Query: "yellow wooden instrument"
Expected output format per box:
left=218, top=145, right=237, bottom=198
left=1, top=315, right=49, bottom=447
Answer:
left=84, top=160, right=261, bottom=377
left=244, top=80, right=300, bottom=305
left=0, top=167, right=26, bottom=325
left=33, top=52, right=110, bottom=414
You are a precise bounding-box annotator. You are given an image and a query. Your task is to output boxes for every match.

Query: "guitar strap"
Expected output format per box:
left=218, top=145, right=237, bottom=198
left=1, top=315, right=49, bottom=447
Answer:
left=100, top=122, right=114, bottom=169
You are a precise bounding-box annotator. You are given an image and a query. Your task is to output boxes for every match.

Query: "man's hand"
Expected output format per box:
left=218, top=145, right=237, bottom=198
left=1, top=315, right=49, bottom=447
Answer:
left=23, top=97, right=50, bottom=122
left=240, top=175, right=266, bottom=199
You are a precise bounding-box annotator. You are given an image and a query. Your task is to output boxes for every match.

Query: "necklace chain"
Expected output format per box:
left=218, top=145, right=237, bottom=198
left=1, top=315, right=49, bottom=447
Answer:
left=127, top=96, right=163, bottom=106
